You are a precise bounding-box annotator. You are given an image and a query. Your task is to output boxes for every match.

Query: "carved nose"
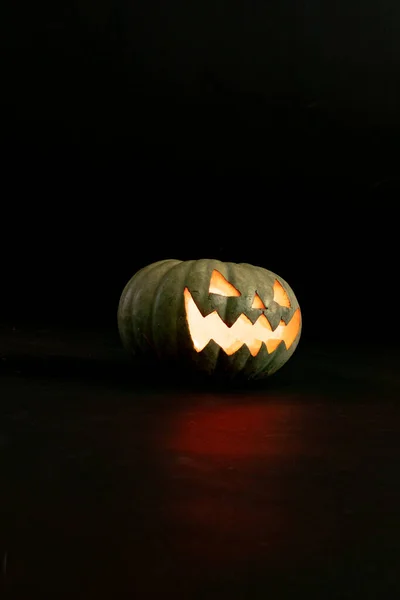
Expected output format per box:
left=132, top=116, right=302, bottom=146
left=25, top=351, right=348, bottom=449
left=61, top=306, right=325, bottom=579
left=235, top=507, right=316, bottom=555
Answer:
left=251, top=292, right=266, bottom=310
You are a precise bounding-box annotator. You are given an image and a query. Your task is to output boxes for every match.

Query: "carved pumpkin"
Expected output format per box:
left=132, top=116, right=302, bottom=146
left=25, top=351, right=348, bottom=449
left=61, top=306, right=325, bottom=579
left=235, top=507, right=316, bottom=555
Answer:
left=117, top=259, right=302, bottom=380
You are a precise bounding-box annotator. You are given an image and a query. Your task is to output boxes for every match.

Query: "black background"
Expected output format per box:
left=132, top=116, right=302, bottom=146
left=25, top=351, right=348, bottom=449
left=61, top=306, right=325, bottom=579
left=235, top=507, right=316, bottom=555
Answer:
left=2, top=1, right=398, bottom=343
left=1, top=6, right=400, bottom=599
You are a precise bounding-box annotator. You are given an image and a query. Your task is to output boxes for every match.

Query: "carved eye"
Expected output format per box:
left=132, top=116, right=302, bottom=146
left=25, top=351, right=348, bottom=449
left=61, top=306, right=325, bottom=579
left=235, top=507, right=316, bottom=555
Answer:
left=273, top=279, right=291, bottom=308
left=209, top=270, right=241, bottom=297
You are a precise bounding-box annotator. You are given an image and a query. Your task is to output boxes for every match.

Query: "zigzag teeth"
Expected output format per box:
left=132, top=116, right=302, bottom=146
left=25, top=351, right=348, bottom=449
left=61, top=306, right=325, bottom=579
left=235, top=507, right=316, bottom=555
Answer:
left=184, top=288, right=301, bottom=357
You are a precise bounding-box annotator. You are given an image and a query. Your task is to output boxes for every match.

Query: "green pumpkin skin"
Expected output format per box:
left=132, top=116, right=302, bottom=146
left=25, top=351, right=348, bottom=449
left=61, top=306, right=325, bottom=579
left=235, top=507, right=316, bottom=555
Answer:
left=117, top=259, right=302, bottom=381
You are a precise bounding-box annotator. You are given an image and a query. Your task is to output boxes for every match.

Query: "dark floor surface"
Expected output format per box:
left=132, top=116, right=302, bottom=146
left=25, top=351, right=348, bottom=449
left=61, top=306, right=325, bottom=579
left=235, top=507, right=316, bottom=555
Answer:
left=1, top=324, right=399, bottom=599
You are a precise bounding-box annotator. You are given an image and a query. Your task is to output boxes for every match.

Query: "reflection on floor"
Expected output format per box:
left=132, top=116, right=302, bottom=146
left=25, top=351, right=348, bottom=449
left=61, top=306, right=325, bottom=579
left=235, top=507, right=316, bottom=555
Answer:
left=0, top=325, right=399, bottom=599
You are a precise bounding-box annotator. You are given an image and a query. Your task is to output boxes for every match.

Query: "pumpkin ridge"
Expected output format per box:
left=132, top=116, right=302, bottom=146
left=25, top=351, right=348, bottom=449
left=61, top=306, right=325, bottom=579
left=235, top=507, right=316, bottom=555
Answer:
left=151, top=259, right=194, bottom=358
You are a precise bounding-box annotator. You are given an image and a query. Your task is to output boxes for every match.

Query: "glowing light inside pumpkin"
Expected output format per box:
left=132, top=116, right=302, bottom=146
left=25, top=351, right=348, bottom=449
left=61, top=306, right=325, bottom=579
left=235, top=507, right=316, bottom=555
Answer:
left=251, top=293, right=266, bottom=309
left=273, top=279, right=291, bottom=308
left=184, top=288, right=301, bottom=356
left=209, top=270, right=241, bottom=296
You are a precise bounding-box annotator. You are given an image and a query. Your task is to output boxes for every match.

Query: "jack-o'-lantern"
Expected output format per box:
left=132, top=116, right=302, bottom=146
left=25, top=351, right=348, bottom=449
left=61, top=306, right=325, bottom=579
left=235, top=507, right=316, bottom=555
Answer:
left=117, top=259, right=302, bottom=380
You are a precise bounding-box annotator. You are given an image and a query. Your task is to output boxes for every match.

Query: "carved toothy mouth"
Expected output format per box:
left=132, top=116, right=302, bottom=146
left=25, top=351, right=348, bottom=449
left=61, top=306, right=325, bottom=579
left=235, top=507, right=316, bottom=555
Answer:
left=184, top=288, right=301, bottom=356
